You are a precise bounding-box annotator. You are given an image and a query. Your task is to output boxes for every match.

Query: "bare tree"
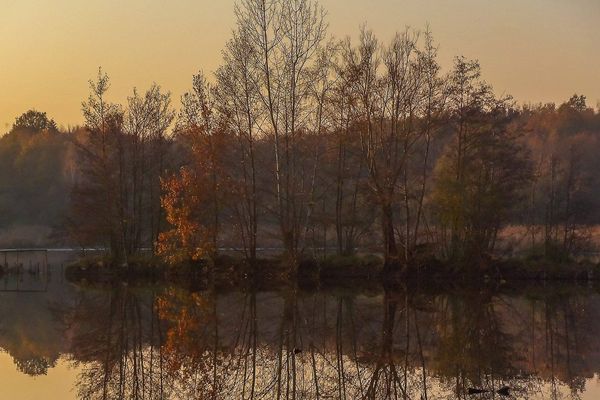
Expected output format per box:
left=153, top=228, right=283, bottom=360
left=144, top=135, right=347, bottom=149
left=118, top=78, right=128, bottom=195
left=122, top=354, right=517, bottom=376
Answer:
left=339, top=28, right=442, bottom=267
left=124, top=84, right=174, bottom=254
left=234, top=0, right=327, bottom=263
left=216, top=31, right=262, bottom=261
left=71, top=69, right=174, bottom=263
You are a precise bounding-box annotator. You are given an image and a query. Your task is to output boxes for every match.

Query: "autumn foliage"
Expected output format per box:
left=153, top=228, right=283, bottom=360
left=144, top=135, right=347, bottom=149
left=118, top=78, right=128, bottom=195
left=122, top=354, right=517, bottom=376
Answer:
left=158, top=167, right=213, bottom=265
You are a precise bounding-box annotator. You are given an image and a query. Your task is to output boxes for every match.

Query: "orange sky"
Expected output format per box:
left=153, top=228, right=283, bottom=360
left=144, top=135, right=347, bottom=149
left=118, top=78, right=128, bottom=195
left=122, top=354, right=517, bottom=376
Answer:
left=1, top=0, right=599, bottom=131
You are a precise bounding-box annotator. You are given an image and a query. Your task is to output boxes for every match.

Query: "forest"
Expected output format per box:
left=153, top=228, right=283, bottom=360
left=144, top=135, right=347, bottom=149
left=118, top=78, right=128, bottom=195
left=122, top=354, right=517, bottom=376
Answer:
left=1, top=0, right=600, bottom=272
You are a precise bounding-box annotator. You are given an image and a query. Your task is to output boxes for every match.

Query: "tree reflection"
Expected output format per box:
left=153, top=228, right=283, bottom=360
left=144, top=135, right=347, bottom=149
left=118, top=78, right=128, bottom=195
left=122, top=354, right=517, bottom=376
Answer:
left=432, top=288, right=517, bottom=398
left=157, top=287, right=222, bottom=399
left=361, top=291, right=407, bottom=398
left=64, top=285, right=169, bottom=399
left=59, top=284, right=600, bottom=399
left=13, top=355, right=57, bottom=376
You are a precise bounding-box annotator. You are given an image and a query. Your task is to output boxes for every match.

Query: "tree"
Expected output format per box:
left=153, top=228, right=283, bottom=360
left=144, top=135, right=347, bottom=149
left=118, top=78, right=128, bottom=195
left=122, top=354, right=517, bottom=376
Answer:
left=520, top=98, right=600, bottom=260
left=432, top=58, right=531, bottom=263
left=234, top=0, right=327, bottom=263
left=70, top=69, right=127, bottom=261
left=158, top=72, right=232, bottom=264
left=0, top=113, right=71, bottom=237
left=215, top=31, right=262, bottom=261
left=11, top=110, right=57, bottom=133
left=123, top=84, right=175, bottom=253
left=69, top=69, right=174, bottom=263
left=158, top=167, right=218, bottom=265
left=565, top=94, right=587, bottom=112
left=339, top=28, right=444, bottom=267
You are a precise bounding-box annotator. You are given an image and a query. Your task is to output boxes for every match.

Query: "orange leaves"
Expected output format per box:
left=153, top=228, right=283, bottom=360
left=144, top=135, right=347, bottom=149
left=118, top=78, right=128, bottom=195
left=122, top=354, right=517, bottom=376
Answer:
left=156, top=289, right=215, bottom=377
left=157, top=91, right=238, bottom=263
left=157, top=167, right=215, bottom=265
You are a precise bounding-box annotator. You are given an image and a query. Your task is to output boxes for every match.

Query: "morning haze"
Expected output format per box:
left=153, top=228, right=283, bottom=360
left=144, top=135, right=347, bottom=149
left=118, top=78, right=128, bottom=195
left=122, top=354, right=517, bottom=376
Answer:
left=1, top=0, right=599, bottom=131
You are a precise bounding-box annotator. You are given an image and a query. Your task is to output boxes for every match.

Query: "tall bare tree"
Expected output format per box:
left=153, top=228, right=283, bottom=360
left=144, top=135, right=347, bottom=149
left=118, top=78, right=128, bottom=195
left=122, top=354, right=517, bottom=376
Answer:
left=216, top=31, right=262, bottom=261
left=234, top=0, right=327, bottom=263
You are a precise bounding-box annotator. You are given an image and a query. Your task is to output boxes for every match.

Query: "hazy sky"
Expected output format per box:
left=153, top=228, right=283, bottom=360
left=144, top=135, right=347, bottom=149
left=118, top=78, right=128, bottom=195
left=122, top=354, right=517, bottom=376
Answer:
left=1, top=0, right=599, bottom=131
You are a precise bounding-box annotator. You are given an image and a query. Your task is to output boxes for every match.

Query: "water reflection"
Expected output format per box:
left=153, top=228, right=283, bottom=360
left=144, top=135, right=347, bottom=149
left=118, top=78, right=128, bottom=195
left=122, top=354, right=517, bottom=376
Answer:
left=1, top=272, right=600, bottom=399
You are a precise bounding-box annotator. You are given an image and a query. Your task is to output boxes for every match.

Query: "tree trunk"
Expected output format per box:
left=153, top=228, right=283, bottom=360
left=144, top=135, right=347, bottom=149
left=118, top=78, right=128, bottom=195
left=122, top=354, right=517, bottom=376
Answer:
left=381, top=201, right=399, bottom=268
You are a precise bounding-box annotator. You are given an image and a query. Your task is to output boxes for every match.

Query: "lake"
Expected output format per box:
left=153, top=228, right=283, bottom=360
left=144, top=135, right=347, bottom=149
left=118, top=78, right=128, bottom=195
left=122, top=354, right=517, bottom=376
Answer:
left=1, top=255, right=600, bottom=399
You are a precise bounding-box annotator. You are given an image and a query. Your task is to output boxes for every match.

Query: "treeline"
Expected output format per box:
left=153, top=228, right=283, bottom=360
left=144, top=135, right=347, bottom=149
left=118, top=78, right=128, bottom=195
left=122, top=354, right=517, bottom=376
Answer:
left=0, top=111, right=74, bottom=246
left=2, top=0, right=600, bottom=268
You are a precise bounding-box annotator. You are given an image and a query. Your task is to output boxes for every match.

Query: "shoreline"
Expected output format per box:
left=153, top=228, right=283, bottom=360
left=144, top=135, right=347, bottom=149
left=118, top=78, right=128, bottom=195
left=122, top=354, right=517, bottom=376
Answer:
left=60, top=254, right=600, bottom=290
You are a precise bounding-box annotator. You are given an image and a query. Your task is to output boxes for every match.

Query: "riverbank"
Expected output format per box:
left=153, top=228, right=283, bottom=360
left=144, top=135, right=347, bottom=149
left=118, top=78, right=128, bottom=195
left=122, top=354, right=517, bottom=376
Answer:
left=63, top=253, right=600, bottom=290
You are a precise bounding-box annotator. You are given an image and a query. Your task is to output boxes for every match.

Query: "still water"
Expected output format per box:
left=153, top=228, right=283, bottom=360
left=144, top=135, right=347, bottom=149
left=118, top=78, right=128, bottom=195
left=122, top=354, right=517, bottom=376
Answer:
left=1, top=257, right=600, bottom=399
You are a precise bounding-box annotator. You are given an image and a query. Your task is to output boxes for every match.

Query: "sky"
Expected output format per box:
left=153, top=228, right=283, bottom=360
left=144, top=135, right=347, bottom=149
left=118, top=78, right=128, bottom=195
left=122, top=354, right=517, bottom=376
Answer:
left=1, top=0, right=599, bottom=131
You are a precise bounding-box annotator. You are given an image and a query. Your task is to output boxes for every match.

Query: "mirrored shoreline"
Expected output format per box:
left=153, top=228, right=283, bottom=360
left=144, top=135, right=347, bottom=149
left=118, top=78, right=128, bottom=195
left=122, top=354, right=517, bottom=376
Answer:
left=2, top=265, right=600, bottom=399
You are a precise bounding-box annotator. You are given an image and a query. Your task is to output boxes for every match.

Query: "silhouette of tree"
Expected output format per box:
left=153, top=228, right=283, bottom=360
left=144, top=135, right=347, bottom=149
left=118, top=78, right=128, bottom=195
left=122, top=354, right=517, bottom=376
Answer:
left=11, top=109, right=57, bottom=133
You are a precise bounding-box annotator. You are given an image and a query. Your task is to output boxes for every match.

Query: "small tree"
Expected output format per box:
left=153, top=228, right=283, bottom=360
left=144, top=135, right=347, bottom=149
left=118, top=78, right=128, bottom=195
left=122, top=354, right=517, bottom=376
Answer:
left=157, top=73, right=232, bottom=264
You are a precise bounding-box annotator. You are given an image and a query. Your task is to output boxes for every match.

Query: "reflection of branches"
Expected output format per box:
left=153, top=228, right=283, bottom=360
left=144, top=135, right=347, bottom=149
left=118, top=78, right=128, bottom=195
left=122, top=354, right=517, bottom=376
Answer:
left=13, top=355, right=57, bottom=376
left=60, top=286, right=600, bottom=399
left=68, top=286, right=169, bottom=399
left=363, top=292, right=408, bottom=399
left=433, top=290, right=519, bottom=399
